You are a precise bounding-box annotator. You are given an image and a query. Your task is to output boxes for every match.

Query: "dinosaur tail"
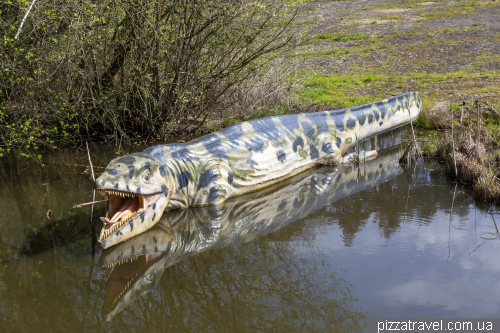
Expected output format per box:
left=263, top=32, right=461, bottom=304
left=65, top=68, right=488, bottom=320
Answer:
left=336, top=92, right=422, bottom=154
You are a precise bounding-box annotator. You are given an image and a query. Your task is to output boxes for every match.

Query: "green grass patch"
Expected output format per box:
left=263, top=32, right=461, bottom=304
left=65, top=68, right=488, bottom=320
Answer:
left=420, top=11, right=454, bottom=19
left=380, top=15, right=400, bottom=20
left=304, top=32, right=371, bottom=45
left=290, top=47, right=351, bottom=57
left=298, top=73, right=391, bottom=108
left=298, top=70, right=500, bottom=111
left=423, top=132, right=439, bottom=156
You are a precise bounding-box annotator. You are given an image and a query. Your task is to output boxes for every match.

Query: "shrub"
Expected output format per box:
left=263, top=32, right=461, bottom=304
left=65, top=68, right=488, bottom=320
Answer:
left=0, top=0, right=299, bottom=155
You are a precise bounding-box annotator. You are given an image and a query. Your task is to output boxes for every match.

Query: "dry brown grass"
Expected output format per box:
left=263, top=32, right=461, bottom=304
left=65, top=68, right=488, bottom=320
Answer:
left=439, top=131, right=500, bottom=201
left=420, top=102, right=452, bottom=129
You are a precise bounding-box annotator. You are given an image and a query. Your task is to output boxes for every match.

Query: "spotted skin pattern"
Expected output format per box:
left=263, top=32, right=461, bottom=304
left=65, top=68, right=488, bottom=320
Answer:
left=100, top=146, right=403, bottom=320
left=95, top=92, right=421, bottom=248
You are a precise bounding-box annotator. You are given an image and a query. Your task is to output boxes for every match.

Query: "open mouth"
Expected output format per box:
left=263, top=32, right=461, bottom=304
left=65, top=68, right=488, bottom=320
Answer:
left=102, top=252, right=162, bottom=315
left=98, top=190, right=162, bottom=241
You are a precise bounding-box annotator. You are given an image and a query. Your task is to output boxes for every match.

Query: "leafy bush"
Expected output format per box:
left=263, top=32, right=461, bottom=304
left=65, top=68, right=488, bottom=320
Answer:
left=0, top=0, right=299, bottom=156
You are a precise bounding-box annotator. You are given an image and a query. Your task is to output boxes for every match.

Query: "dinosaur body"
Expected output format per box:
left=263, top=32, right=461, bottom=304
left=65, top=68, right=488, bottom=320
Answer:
left=100, top=145, right=404, bottom=319
left=95, top=92, right=422, bottom=248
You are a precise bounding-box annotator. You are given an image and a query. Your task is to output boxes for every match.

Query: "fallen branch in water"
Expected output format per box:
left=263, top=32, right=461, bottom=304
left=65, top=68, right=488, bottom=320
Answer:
left=72, top=199, right=107, bottom=208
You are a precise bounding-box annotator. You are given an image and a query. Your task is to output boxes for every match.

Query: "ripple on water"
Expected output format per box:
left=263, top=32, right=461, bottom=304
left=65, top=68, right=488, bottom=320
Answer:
left=479, top=232, right=499, bottom=241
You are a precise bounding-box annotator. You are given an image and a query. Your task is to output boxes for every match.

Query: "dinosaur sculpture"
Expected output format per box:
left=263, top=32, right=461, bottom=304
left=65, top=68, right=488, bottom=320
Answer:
left=95, top=92, right=421, bottom=248
left=100, top=145, right=404, bottom=319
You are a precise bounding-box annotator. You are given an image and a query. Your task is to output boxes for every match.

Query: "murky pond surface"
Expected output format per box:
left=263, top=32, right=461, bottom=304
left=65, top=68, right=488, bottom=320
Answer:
left=1, top=127, right=499, bottom=332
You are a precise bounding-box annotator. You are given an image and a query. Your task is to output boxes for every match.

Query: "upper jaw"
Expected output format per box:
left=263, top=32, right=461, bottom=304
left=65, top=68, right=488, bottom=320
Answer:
left=97, top=189, right=166, bottom=245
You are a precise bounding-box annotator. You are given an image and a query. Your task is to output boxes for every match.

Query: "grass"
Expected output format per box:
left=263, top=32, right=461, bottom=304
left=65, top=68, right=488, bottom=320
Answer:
left=298, top=70, right=500, bottom=111
left=437, top=131, right=500, bottom=202
left=290, top=0, right=500, bottom=201
left=414, top=99, right=500, bottom=201
left=380, top=15, right=400, bottom=20
left=294, top=11, right=500, bottom=108
left=301, top=32, right=371, bottom=45
left=422, top=132, right=439, bottom=156
left=298, top=73, right=389, bottom=108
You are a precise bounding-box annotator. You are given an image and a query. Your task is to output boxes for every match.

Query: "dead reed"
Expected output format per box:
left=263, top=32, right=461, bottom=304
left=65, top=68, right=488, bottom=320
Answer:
left=433, top=100, right=500, bottom=202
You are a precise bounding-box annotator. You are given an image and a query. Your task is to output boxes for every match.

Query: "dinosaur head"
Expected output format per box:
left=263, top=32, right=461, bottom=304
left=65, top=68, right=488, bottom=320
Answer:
left=95, top=152, right=172, bottom=249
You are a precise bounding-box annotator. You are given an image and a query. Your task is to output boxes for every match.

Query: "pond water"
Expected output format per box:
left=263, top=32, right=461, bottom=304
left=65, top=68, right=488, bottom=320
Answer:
left=0, top=127, right=499, bottom=332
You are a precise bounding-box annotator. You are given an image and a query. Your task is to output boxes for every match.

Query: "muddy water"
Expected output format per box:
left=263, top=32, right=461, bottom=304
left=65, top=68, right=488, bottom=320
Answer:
left=0, top=128, right=499, bottom=332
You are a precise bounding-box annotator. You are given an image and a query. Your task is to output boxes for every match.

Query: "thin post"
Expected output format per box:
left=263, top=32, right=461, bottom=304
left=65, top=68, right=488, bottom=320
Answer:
left=477, top=99, right=480, bottom=144
left=451, top=102, right=458, bottom=177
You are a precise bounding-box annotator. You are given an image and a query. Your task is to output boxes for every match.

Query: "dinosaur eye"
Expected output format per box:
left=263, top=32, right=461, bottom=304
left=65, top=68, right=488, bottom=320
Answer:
left=142, top=170, right=151, bottom=182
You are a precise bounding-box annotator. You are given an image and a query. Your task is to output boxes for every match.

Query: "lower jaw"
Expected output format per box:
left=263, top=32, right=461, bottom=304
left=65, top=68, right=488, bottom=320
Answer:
left=98, top=213, right=143, bottom=243
left=98, top=194, right=167, bottom=248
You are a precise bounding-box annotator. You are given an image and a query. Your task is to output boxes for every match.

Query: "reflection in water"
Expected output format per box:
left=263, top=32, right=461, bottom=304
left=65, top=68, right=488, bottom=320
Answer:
left=2, top=128, right=500, bottom=331
left=100, top=147, right=402, bottom=323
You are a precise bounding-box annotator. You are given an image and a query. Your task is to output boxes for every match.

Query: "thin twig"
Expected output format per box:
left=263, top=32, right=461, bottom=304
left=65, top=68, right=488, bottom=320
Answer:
left=53, top=163, right=105, bottom=169
left=72, top=199, right=107, bottom=209
left=14, top=0, right=37, bottom=39
left=468, top=241, right=485, bottom=255
left=450, top=183, right=457, bottom=216
left=451, top=102, right=458, bottom=177
left=86, top=142, right=95, bottom=182
left=491, top=212, right=499, bottom=237
left=448, top=183, right=457, bottom=260
left=483, top=100, right=500, bottom=118
left=191, top=111, right=210, bottom=132
left=408, top=103, right=423, bottom=160
left=460, top=101, right=464, bottom=126
left=90, top=189, right=96, bottom=226
left=477, top=99, right=480, bottom=144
